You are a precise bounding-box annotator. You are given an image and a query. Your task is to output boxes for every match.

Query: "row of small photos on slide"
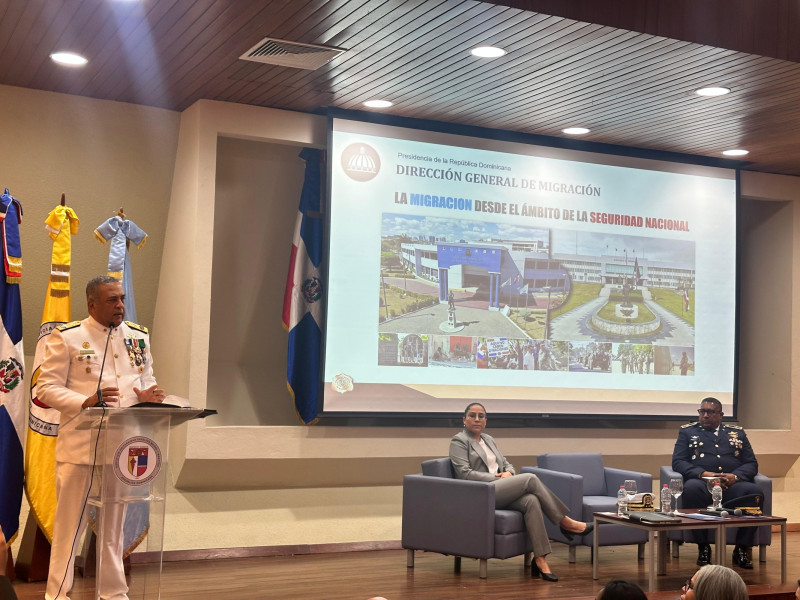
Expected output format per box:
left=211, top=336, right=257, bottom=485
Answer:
left=378, top=333, right=695, bottom=375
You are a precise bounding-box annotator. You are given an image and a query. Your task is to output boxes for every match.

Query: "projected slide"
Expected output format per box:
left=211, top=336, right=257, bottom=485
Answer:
left=324, top=118, right=736, bottom=418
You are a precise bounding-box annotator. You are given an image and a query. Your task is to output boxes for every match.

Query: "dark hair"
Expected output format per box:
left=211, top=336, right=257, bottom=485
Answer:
left=86, top=275, right=120, bottom=301
left=463, top=402, right=486, bottom=417
left=700, top=397, right=723, bottom=412
left=598, top=580, right=647, bottom=600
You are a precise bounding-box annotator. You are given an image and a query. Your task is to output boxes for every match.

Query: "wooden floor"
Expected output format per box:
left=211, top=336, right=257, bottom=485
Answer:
left=9, top=533, right=800, bottom=599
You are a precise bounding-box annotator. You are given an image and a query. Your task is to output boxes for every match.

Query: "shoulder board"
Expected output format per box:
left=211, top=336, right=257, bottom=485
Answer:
left=56, top=321, right=81, bottom=331
left=681, top=421, right=699, bottom=429
left=125, top=321, right=149, bottom=334
left=726, top=424, right=744, bottom=430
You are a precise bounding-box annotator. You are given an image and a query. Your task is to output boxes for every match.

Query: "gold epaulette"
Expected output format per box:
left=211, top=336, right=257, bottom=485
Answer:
left=726, top=424, right=743, bottom=430
left=125, top=321, right=149, bottom=334
left=681, top=421, right=699, bottom=428
left=56, top=321, right=81, bottom=331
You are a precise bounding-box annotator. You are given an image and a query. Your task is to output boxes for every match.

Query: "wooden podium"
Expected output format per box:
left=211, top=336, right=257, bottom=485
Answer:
left=59, top=404, right=211, bottom=600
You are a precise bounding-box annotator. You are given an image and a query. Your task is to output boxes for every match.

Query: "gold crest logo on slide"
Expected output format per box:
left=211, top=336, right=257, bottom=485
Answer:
left=341, top=143, right=380, bottom=182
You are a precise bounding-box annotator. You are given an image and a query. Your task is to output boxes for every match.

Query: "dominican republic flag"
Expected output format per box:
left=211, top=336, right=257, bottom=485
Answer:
left=283, top=148, right=324, bottom=425
left=0, top=188, right=24, bottom=544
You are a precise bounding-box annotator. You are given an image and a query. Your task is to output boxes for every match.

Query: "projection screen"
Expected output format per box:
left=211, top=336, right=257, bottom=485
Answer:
left=322, top=117, right=738, bottom=419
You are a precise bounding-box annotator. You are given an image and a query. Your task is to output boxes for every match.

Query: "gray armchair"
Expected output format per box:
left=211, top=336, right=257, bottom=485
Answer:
left=402, top=458, right=531, bottom=578
left=659, top=466, right=772, bottom=561
left=523, top=453, right=652, bottom=562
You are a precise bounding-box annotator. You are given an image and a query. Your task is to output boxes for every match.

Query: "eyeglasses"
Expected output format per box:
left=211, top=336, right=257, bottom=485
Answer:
left=683, top=578, right=694, bottom=591
left=697, top=409, right=721, bottom=416
left=466, top=412, right=486, bottom=420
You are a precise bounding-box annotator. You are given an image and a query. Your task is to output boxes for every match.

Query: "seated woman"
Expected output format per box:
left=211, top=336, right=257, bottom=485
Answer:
left=449, top=402, right=593, bottom=582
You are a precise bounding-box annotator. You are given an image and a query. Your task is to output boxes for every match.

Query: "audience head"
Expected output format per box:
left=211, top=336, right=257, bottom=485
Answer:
left=682, top=564, right=748, bottom=600
left=596, top=580, right=647, bottom=600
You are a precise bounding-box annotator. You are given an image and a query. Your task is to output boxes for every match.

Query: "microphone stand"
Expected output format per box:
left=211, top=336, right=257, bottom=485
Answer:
left=94, top=322, right=116, bottom=408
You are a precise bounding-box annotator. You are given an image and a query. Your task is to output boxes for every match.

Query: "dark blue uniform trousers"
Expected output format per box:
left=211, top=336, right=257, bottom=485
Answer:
left=681, top=478, right=762, bottom=545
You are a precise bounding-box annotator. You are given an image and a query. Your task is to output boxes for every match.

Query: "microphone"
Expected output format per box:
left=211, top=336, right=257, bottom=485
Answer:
left=94, top=322, right=116, bottom=408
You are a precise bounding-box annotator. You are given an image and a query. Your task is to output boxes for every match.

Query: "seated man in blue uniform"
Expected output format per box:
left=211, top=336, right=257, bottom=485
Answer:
left=672, top=397, right=762, bottom=569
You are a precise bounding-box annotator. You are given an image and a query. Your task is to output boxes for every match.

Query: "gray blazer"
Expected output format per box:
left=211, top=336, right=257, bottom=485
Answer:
left=449, top=430, right=515, bottom=482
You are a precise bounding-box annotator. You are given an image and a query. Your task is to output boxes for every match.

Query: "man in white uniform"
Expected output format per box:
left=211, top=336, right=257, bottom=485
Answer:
left=39, top=276, right=166, bottom=600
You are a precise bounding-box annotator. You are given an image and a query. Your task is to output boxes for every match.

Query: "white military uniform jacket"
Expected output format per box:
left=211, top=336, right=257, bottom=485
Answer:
left=37, top=316, right=157, bottom=465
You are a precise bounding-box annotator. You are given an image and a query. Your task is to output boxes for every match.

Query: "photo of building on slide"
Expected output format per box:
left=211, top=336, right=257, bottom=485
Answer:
left=379, top=213, right=565, bottom=340
left=377, top=333, right=430, bottom=367
left=378, top=214, right=696, bottom=352
left=550, top=229, right=695, bottom=346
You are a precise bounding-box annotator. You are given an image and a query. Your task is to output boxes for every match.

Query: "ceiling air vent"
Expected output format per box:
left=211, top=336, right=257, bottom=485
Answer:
left=240, top=38, right=344, bottom=70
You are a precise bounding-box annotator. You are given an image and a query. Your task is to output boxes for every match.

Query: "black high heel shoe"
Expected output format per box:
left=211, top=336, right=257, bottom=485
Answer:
left=531, top=561, right=559, bottom=582
left=559, top=521, right=594, bottom=541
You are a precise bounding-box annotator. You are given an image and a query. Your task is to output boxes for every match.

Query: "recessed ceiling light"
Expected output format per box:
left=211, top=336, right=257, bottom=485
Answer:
left=696, top=86, right=731, bottom=97
left=471, top=46, right=506, bottom=58
left=50, top=52, right=88, bottom=66
left=363, top=99, right=393, bottom=108
left=722, top=149, right=749, bottom=156
left=562, top=127, right=590, bottom=135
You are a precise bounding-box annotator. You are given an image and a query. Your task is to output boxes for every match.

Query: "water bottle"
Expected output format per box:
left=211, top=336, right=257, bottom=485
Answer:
left=712, top=482, right=723, bottom=509
left=617, top=485, right=627, bottom=516
left=661, top=484, right=672, bottom=513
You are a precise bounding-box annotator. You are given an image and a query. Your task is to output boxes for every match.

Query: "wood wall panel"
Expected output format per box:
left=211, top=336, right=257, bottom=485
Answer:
left=2, top=0, right=800, bottom=175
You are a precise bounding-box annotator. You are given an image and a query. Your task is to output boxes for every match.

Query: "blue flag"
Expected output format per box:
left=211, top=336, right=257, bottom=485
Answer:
left=0, top=189, right=24, bottom=543
left=282, top=148, right=324, bottom=424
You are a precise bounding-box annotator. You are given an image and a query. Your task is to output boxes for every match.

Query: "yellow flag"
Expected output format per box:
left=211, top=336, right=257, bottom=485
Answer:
left=25, top=205, right=78, bottom=540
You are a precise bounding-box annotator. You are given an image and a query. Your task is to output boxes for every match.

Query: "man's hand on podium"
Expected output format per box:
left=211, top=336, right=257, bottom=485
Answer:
left=134, top=384, right=166, bottom=404
left=82, top=386, right=120, bottom=409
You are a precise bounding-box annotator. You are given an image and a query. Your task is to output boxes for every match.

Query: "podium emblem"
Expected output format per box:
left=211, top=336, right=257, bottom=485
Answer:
left=114, top=435, right=162, bottom=486
left=128, top=446, right=148, bottom=477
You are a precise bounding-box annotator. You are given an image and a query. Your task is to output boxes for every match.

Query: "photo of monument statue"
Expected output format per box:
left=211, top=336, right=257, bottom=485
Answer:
left=546, top=229, right=696, bottom=346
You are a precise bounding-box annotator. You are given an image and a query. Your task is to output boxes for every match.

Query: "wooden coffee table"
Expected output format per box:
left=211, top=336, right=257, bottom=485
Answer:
left=592, top=509, right=787, bottom=592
